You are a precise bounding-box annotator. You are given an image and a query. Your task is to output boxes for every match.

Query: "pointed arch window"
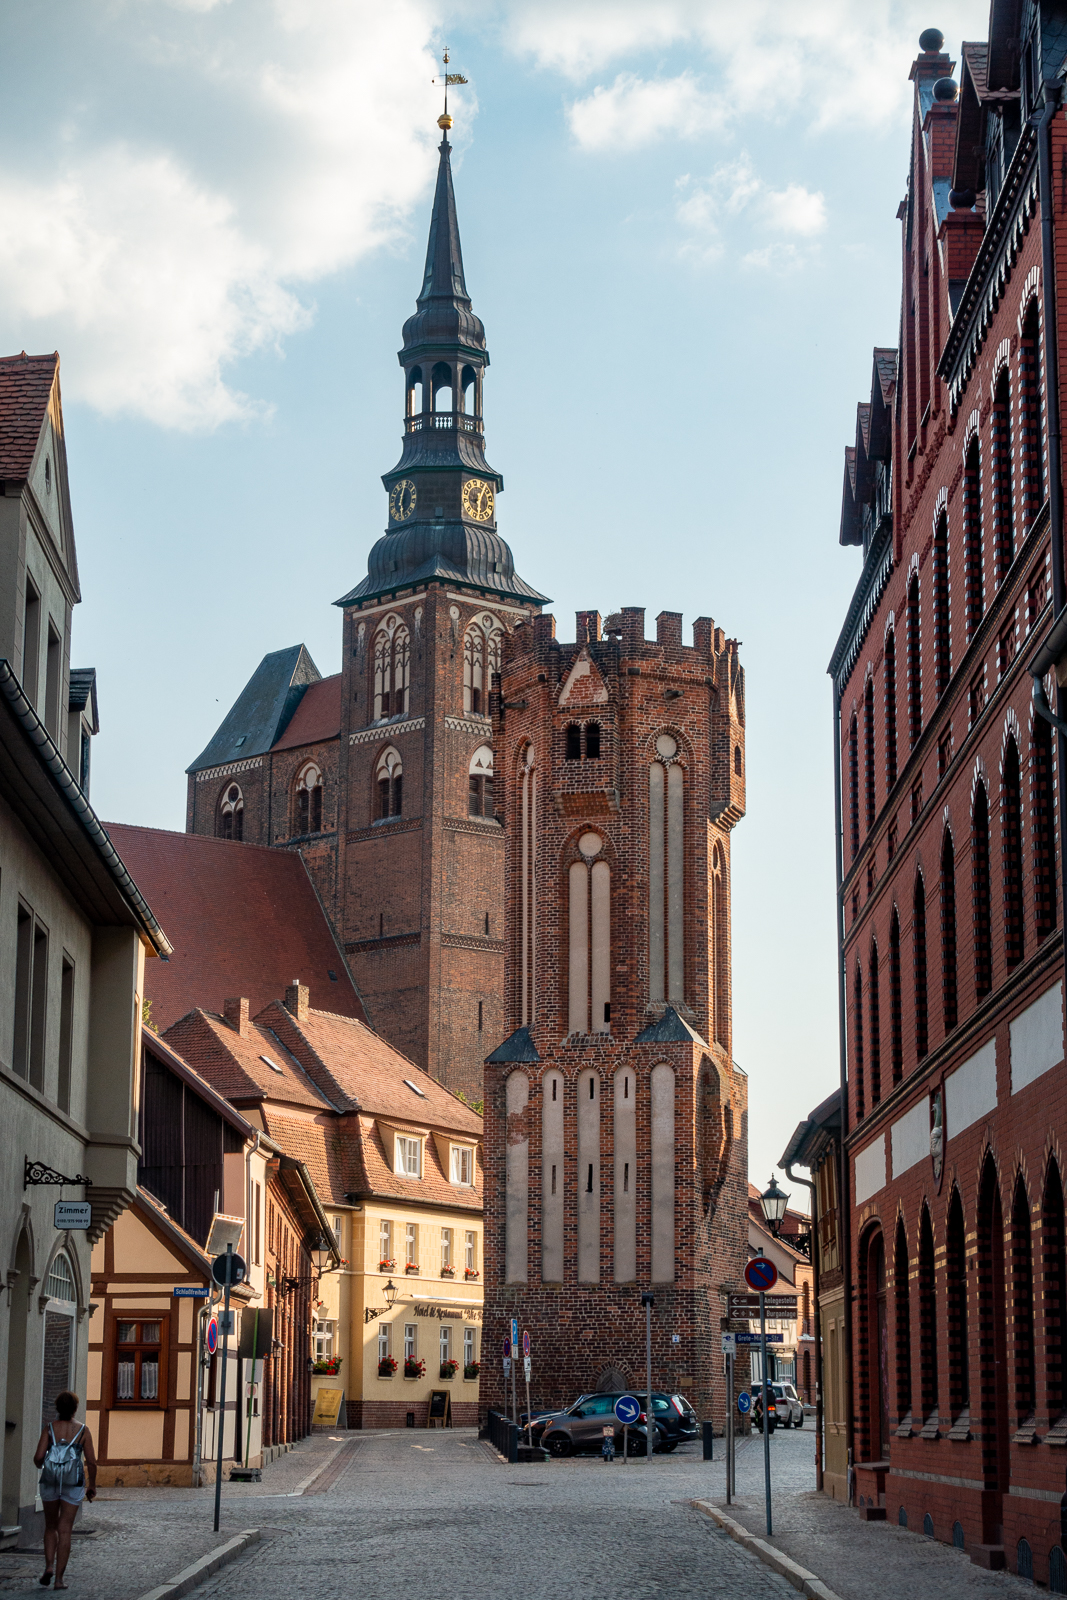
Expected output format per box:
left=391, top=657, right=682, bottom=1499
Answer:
left=894, top=1219, right=912, bottom=1425
left=946, top=1188, right=969, bottom=1425
left=977, top=1156, right=1009, bottom=1472
left=373, top=616, right=410, bottom=720
left=918, top=1205, right=939, bottom=1429
left=913, top=869, right=929, bottom=1060
left=907, top=575, right=922, bottom=746
left=889, top=906, right=903, bottom=1084
left=1042, top=1159, right=1067, bottom=1423
left=468, top=743, right=494, bottom=818
left=940, top=828, right=957, bottom=1034
left=1003, top=736, right=1023, bottom=968
left=294, top=761, right=323, bottom=836
left=963, top=435, right=984, bottom=637
left=217, top=783, right=244, bottom=841
left=852, top=960, right=864, bottom=1121
left=1011, top=1174, right=1036, bottom=1426
left=884, top=628, right=898, bottom=789
left=848, top=715, right=859, bottom=861
left=864, top=678, right=876, bottom=829
left=568, top=832, right=611, bottom=1036
left=867, top=939, right=881, bottom=1107
left=1034, top=712, right=1057, bottom=941
left=973, top=780, right=992, bottom=1000
left=1019, top=301, right=1044, bottom=528
left=991, top=368, right=1014, bottom=582
left=933, top=512, right=950, bottom=699
left=375, top=747, right=403, bottom=821
left=649, top=738, right=686, bottom=1016
left=463, top=614, right=503, bottom=716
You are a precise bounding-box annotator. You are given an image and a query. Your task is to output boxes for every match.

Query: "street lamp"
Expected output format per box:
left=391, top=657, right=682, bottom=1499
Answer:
left=383, top=1278, right=398, bottom=1309
left=311, top=1234, right=333, bottom=1276
left=759, top=1175, right=790, bottom=1237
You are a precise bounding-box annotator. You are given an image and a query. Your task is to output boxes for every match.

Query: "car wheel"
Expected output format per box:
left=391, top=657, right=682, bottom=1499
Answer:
left=546, top=1435, right=572, bottom=1458
left=663, top=1442, right=678, bottom=1453
left=780, top=1414, right=792, bottom=1428
left=626, top=1434, right=646, bottom=1456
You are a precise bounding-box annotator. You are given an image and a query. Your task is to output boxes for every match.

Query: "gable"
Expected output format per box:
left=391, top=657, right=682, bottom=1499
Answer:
left=558, top=648, right=609, bottom=707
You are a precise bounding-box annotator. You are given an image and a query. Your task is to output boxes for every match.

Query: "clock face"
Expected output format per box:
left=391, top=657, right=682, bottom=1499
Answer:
left=462, top=478, right=494, bottom=522
left=389, top=479, right=417, bottom=521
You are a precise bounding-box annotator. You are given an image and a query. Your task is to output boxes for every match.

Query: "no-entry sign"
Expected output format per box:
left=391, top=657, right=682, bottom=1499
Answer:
left=744, top=1257, right=779, bottom=1294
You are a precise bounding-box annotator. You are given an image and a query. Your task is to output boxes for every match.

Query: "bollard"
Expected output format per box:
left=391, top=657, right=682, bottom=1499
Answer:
left=702, top=1421, right=715, bottom=1461
left=507, top=1421, right=519, bottom=1464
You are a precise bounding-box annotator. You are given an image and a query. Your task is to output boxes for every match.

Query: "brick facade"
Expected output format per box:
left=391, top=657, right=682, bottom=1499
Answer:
left=481, top=607, right=749, bottom=1430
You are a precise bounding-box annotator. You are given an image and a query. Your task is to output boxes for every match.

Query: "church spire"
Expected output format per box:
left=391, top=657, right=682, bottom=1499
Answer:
left=417, top=131, right=472, bottom=314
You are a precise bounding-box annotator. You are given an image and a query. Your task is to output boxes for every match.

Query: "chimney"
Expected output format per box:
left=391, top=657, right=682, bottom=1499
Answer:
left=284, top=979, right=309, bottom=1023
left=223, top=997, right=249, bottom=1036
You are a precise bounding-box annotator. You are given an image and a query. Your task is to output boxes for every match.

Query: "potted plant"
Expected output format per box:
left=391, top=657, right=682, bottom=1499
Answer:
left=440, top=1359, right=459, bottom=1379
left=404, top=1261, right=419, bottom=1274
left=464, top=1361, right=480, bottom=1380
left=441, top=1263, right=456, bottom=1278
left=404, top=1357, right=426, bottom=1379
left=464, top=1267, right=480, bottom=1280
left=378, top=1355, right=398, bottom=1377
left=312, top=1356, right=342, bottom=1376
left=379, top=1257, right=396, bottom=1272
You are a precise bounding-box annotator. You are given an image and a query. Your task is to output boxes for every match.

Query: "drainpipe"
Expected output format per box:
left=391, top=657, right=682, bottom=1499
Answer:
left=832, top=692, right=854, bottom=1482
left=784, top=1162, right=821, bottom=1490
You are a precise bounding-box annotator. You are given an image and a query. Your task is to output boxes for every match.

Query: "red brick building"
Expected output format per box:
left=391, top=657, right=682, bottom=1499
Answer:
left=480, top=606, right=748, bottom=1429
left=183, top=124, right=547, bottom=1102
left=832, top=16, right=1067, bottom=1581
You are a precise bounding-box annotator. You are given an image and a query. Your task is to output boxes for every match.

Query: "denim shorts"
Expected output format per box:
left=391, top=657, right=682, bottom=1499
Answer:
left=40, top=1485, right=85, bottom=1506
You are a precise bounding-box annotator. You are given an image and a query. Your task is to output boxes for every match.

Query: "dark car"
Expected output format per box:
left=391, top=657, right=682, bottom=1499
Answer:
left=540, top=1391, right=696, bottom=1457
left=748, top=1384, right=779, bottom=1432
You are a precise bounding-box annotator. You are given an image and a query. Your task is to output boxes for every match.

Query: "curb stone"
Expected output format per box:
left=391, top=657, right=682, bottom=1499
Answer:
left=136, top=1528, right=261, bottom=1600
left=692, top=1501, right=845, bottom=1600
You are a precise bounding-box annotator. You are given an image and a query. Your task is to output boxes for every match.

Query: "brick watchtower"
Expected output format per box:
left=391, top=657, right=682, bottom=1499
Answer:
left=481, top=607, right=749, bottom=1427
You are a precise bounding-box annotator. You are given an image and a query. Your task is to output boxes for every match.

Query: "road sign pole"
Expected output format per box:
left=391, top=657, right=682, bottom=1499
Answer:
left=213, top=1243, right=232, bottom=1533
left=726, top=1351, right=734, bottom=1505
left=760, top=1288, right=772, bottom=1536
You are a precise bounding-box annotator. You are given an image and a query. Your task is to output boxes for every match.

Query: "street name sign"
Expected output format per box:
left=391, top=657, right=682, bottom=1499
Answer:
left=54, top=1201, right=91, bottom=1229
left=614, top=1394, right=641, bottom=1425
left=735, top=1332, right=784, bottom=1345
left=743, top=1258, right=779, bottom=1293
left=728, top=1294, right=797, bottom=1317
left=173, top=1286, right=208, bottom=1298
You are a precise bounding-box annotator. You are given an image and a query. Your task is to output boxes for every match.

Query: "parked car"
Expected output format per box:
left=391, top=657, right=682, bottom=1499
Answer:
left=769, top=1382, right=803, bottom=1428
left=540, top=1391, right=697, bottom=1457
left=647, top=1392, right=700, bottom=1450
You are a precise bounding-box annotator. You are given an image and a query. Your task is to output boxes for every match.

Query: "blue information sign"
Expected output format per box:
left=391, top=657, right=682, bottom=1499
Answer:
left=614, top=1394, right=641, bottom=1425
left=735, top=1332, right=784, bottom=1345
left=173, top=1286, right=208, bottom=1298
left=736, top=1391, right=752, bottom=1414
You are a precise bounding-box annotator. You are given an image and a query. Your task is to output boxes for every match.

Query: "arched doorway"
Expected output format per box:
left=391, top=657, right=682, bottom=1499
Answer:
left=2, top=1228, right=32, bottom=1526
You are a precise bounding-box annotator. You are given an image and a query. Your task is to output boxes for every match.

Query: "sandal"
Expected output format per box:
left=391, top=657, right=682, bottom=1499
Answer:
left=39, top=1571, right=53, bottom=1587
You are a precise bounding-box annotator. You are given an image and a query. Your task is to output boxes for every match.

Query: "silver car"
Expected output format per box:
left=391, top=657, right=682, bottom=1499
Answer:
left=769, top=1381, right=803, bottom=1427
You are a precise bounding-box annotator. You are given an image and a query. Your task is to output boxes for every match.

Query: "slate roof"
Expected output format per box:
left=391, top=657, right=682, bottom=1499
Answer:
left=187, top=644, right=321, bottom=774
left=634, top=1005, right=708, bottom=1046
left=104, top=824, right=368, bottom=1029
left=0, top=353, right=57, bottom=479
left=269, top=673, right=340, bottom=752
left=485, top=1026, right=540, bottom=1063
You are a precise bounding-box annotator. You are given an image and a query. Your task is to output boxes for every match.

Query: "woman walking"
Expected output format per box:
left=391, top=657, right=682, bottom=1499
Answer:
left=33, top=1391, right=96, bottom=1589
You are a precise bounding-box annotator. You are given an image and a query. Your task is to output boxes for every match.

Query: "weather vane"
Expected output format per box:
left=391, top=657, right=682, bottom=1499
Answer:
left=433, top=46, right=468, bottom=131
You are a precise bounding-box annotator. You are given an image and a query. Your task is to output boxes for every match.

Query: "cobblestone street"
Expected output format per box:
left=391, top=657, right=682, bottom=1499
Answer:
left=0, top=1423, right=1049, bottom=1599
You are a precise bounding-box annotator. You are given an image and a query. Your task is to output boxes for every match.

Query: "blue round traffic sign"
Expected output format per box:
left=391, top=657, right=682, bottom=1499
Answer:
left=744, top=1257, right=779, bottom=1293
left=614, top=1394, right=641, bottom=1425
left=736, top=1391, right=752, bottom=1414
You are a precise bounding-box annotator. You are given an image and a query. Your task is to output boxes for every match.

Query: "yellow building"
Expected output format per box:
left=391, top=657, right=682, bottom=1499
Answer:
left=166, top=981, right=483, bottom=1428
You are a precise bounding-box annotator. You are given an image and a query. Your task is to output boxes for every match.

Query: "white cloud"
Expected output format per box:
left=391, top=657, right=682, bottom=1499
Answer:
left=675, top=155, right=827, bottom=266
left=0, top=0, right=448, bottom=430
left=567, top=71, right=726, bottom=150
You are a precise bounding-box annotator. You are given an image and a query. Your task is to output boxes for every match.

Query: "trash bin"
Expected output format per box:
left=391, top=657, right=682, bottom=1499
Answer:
left=703, top=1421, right=715, bottom=1460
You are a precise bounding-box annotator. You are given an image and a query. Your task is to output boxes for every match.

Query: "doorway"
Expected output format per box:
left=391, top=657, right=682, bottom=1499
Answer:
left=2, top=1229, right=32, bottom=1526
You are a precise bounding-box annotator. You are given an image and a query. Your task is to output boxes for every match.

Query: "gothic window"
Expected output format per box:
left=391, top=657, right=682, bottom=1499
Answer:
left=864, top=679, right=876, bottom=829
left=519, top=745, right=537, bottom=1027
left=947, top=1188, right=969, bottom=1421
left=884, top=628, right=898, bottom=788
left=963, top=436, right=984, bottom=637
left=1003, top=736, right=1023, bottom=968
left=1034, top=712, right=1057, bottom=941
left=913, top=868, right=928, bottom=1060
left=375, top=747, right=403, bottom=821
left=889, top=906, right=903, bottom=1083
left=468, top=743, right=494, bottom=818
left=852, top=960, right=864, bottom=1121
left=294, top=762, right=323, bottom=836
left=373, top=616, right=410, bottom=720
left=991, top=368, right=1014, bottom=582
left=941, top=828, right=958, bottom=1034
left=217, top=783, right=244, bottom=841
left=1011, top=1174, right=1036, bottom=1425
left=894, top=1219, right=912, bottom=1423
left=918, top=1205, right=939, bottom=1427
left=868, top=939, right=881, bottom=1107
left=1019, top=301, right=1044, bottom=528
left=462, top=615, right=502, bottom=716
left=907, top=575, right=922, bottom=746
left=568, top=831, right=611, bottom=1036
left=973, top=780, right=992, bottom=999
left=848, top=715, right=859, bottom=860
left=933, top=511, right=950, bottom=699
left=1043, top=1158, right=1067, bottom=1422
left=649, top=737, right=685, bottom=1015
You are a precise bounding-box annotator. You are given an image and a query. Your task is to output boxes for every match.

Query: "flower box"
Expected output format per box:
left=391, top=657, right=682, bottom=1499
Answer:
left=440, top=1264, right=456, bottom=1278
left=312, top=1357, right=342, bottom=1375
left=439, top=1360, right=458, bottom=1379
left=404, top=1358, right=426, bottom=1379
left=378, top=1357, right=397, bottom=1377
left=463, top=1362, right=480, bottom=1380
left=404, top=1262, right=419, bottom=1274
left=379, top=1258, right=397, bottom=1272
left=464, top=1268, right=480, bottom=1280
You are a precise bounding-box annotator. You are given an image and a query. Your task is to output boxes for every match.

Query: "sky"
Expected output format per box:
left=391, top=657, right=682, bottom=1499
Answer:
left=0, top=0, right=985, bottom=1207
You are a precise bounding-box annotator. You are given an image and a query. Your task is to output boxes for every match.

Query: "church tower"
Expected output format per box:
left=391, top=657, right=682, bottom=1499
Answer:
left=331, top=115, right=548, bottom=1093
left=481, top=607, right=749, bottom=1427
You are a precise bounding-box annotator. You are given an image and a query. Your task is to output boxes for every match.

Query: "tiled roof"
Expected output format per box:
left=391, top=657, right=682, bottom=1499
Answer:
left=962, top=40, right=989, bottom=97
left=873, top=348, right=896, bottom=405
left=104, top=824, right=368, bottom=1030
left=0, top=353, right=57, bottom=478
left=261, top=1109, right=350, bottom=1206
left=269, top=674, right=341, bottom=753
left=259, top=1001, right=483, bottom=1134
left=163, top=1008, right=334, bottom=1111
left=357, top=1112, right=482, bottom=1212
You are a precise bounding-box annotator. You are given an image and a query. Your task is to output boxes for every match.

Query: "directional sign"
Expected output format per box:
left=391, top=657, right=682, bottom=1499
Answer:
left=54, top=1201, right=91, bottom=1229
left=728, top=1294, right=798, bottom=1317
left=211, top=1251, right=247, bottom=1288
left=614, top=1394, right=641, bottom=1425
left=721, top=1332, right=737, bottom=1356
left=736, top=1391, right=752, bottom=1414
left=511, top=1318, right=519, bottom=1351
left=206, top=1314, right=219, bottom=1355
left=735, top=1332, right=784, bottom=1345
left=522, top=1330, right=531, bottom=1358
left=743, top=1257, right=779, bottom=1294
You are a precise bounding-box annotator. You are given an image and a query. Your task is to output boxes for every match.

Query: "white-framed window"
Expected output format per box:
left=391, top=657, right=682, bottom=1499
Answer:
left=440, top=1325, right=452, bottom=1364
left=404, top=1324, right=417, bottom=1360
left=379, top=1219, right=393, bottom=1264
left=464, top=1327, right=476, bottom=1368
left=331, top=1215, right=343, bottom=1248
left=313, top=1320, right=334, bottom=1361
left=450, top=1145, right=474, bottom=1185
left=396, top=1135, right=421, bottom=1177
left=405, top=1223, right=418, bottom=1265
left=378, top=1323, right=391, bottom=1361
left=465, top=1231, right=476, bottom=1271
left=441, top=1228, right=452, bottom=1269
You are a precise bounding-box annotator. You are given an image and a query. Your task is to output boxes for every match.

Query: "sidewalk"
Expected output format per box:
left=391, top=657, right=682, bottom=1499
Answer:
left=706, top=1428, right=1036, bottom=1600
left=0, top=1431, right=349, bottom=1599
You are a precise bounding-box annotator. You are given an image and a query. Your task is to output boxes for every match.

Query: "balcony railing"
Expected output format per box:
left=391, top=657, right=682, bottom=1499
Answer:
left=405, top=411, right=483, bottom=434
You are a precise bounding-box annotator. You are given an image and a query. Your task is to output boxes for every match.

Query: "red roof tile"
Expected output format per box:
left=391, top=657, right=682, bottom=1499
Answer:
left=269, top=675, right=341, bottom=752
left=104, top=824, right=368, bottom=1030
left=163, top=1008, right=334, bottom=1111
left=0, top=353, right=58, bottom=478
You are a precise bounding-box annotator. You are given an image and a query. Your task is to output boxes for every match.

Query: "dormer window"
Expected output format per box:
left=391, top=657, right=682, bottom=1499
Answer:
left=395, top=1135, right=421, bottom=1178
left=450, top=1145, right=474, bottom=1186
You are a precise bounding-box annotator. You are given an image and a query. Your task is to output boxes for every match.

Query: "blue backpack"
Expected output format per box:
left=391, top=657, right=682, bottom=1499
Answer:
left=39, top=1424, right=85, bottom=1494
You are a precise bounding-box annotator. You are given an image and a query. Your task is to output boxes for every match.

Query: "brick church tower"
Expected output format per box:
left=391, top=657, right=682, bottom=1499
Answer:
left=481, top=607, right=749, bottom=1427
left=185, top=118, right=547, bottom=1098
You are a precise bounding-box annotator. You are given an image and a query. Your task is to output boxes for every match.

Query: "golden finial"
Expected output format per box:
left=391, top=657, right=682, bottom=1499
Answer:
left=434, top=46, right=467, bottom=131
